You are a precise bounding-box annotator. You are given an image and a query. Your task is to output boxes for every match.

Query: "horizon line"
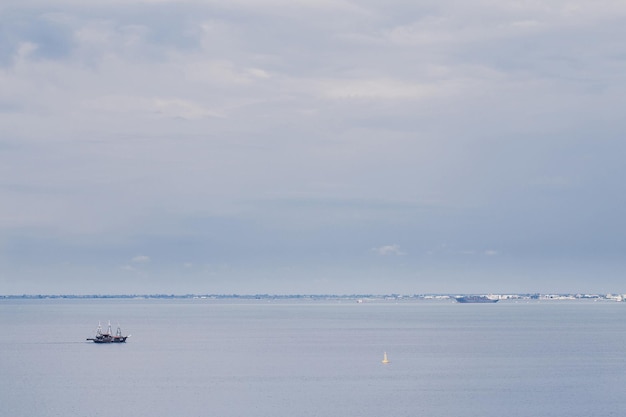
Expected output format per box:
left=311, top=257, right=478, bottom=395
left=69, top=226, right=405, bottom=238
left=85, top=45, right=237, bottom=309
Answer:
left=1, top=292, right=622, bottom=299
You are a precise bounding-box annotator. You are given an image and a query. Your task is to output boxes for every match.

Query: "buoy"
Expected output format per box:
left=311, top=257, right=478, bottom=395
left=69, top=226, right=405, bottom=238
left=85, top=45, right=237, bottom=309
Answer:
left=382, top=352, right=390, bottom=364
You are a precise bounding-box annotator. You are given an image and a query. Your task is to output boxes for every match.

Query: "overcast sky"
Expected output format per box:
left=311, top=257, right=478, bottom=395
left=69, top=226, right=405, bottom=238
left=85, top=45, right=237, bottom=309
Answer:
left=1, top=0, right=626, bottom=295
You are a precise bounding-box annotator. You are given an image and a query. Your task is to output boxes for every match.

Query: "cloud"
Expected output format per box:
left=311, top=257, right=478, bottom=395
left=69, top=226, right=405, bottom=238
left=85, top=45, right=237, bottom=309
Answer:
left=153, top=98, right=224, bottom=120
left=132, top=255, right=151, bottom=263
left=316, top=78, right=441, bottom=100
left=372, top=244, right=405, bottom=256
left=1, top=0, right=626, bottom=295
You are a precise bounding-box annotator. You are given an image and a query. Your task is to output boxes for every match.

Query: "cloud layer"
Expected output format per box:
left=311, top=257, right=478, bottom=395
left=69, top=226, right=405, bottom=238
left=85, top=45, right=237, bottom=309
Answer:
left=2, top=0, right=626, bottom=294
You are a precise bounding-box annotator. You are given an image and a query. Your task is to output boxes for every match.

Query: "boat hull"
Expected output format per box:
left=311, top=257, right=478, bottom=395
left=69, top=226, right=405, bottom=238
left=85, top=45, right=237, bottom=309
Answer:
left=87, top=336, right=127, bottom=343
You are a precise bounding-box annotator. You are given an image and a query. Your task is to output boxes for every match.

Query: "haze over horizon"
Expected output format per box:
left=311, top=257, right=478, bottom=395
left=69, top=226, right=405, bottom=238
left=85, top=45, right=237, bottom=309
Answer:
left=2, top=0, right=626, bottom=295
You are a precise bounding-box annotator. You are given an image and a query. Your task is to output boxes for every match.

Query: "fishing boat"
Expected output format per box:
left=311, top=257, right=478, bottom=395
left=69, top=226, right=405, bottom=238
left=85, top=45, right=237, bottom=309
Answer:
left=86, top=321, right=129, bottom=343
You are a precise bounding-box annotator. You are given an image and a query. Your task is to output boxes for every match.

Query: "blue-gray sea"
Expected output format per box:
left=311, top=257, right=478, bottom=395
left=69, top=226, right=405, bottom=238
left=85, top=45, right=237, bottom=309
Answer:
left=2, top=298, right=626, bottom=417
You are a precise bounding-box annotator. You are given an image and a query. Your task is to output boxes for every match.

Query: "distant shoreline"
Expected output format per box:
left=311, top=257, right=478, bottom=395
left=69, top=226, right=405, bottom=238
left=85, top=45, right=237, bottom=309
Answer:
left=1, top=293, right=624, bottom=301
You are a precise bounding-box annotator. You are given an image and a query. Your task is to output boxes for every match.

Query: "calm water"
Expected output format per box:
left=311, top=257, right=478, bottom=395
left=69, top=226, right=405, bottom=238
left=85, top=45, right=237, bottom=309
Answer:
left=1, top=298, right=626, bottom=417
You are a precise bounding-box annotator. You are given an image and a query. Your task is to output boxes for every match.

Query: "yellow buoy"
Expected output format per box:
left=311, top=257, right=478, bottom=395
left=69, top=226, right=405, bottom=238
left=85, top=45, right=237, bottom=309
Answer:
left=382, top=352, right=390, bottom=364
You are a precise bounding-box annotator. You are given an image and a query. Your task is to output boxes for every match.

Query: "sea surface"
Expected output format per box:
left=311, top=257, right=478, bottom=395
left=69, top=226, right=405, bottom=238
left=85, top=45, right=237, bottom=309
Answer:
left=1, top=298, right=626, bottom=417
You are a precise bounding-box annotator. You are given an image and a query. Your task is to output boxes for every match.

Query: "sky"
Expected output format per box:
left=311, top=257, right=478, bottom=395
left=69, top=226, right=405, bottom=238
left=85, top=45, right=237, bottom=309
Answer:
left=1, top=0, right=626, bottom=295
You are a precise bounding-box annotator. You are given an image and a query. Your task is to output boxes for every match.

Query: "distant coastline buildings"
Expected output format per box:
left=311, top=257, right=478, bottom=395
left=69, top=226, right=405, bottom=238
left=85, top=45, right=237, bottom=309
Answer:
left=1, top=293, right=625, bottom=301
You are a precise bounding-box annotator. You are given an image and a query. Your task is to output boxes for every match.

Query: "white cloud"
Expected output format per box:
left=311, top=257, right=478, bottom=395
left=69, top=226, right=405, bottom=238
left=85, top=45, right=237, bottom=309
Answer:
left=316, top=78, right=441, bottom=100
left=80, top=95, right=225, bottom=120
left=246, top=68, right=271, bottom=79
left=15, top=42, right=39, bottom=61
left=132, top=255, right=151, bottom=263
left=183, top=59, right=260, bottom=86
left=379, top=1, right=626, bottom=50
left=153, top=98, right=224, bottom=120
left=372, top=244, right=405, bottom=256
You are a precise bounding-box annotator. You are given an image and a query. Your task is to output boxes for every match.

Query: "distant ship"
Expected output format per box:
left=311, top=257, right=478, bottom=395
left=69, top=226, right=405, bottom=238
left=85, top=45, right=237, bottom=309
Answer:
left=86, top=321, right=129, bottom=343
left=381, top=352, right=390, bottom=364
left=454, top=295, right=499, bottom=303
